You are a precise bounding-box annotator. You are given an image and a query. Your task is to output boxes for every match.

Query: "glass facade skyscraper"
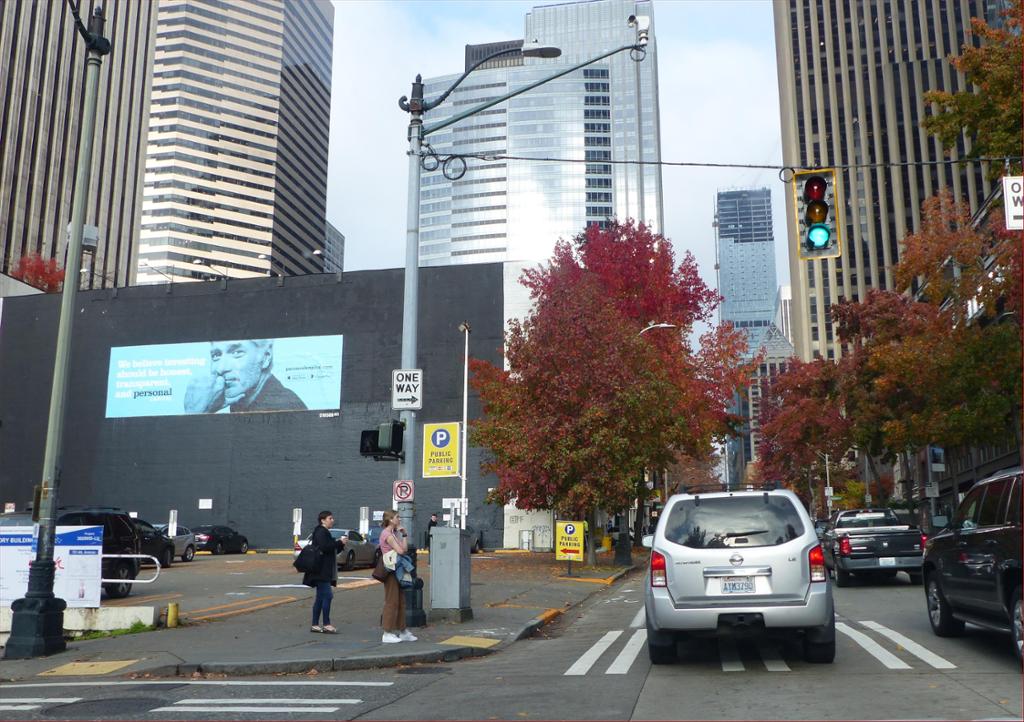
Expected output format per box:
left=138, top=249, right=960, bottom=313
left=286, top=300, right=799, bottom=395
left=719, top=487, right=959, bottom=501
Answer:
left=136, top=0, right=333, bottom=284
left=715, top=187, right=794, bottom=487
left=418, top=0, right=663, bottom=267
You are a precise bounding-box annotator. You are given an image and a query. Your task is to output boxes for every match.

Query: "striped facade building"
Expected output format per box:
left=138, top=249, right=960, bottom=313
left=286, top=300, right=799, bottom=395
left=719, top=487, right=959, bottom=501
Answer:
left=0, top=0, right=158, bottom=290
left=136, top=0, right=333, bottom=284
left=773, top=0, right=1004, bottom=361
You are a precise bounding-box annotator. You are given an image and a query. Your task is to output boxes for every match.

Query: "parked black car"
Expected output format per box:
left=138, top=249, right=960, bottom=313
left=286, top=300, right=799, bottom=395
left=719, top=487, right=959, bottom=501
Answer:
left=56, top=506, right=142, bottom=599
left=922, top=467, right=1022, bottom=662
left=192, top=524, right=249, bottom=555
left=133, top=518, right=176, bottom=568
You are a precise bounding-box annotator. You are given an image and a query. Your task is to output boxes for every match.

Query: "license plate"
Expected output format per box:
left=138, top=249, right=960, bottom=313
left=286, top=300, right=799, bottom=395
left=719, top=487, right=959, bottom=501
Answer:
left=721, top=577, right=755, bottom=594
left=879, top=557, right=896, bottom=567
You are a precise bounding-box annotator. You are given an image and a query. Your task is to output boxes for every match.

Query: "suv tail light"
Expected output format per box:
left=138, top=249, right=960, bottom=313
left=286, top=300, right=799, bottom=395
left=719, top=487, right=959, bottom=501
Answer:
left=838, top=535, right=852, bottom=557
left=808, top=545, right=826, bottom=582
left=920, top=533, right=928, bottom=549
left=650, top=550, right=667, bottom=587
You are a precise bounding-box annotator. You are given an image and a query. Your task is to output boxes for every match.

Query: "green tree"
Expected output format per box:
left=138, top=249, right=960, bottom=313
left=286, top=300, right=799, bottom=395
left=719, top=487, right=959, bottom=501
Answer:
left=922, top=0, right=1023, bottom=176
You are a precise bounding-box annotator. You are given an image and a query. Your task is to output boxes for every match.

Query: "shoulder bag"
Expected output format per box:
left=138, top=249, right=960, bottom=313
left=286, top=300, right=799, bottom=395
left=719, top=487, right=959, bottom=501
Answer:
left=371, top=553, right=390, bottom=582
left=293, top=544, right=321, bottom=573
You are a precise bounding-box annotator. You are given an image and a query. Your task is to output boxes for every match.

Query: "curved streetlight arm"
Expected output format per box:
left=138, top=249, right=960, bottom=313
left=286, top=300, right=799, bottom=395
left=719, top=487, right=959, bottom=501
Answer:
left=423, top=43, right=644, bottom=138
left=422, top=47, right=527, bottom=114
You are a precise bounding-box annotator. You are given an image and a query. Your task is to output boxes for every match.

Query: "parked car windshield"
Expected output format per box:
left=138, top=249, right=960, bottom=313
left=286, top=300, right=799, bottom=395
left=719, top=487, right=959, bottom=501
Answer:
left=664, top=496, right=805, bottom=548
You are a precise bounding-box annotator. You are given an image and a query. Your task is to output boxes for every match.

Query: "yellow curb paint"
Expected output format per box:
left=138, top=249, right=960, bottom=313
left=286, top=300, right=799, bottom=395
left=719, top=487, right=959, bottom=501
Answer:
left=535, top=608, right=563, bottom=625
left=564, top=576, right=616, bottom=584
left=485, top=603, right=545, bottom=609
left=440, top=635, right=500, bottom=649
left=266, top=550, right=294, bottom=555
left=338, top=579, right=378, bottom=590
left=40, top=660, right=137, bottom=676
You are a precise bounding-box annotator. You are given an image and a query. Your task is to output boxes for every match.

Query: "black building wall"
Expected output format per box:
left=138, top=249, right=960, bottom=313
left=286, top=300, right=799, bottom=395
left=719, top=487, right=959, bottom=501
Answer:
left=0, top=265, right=506, bottom=547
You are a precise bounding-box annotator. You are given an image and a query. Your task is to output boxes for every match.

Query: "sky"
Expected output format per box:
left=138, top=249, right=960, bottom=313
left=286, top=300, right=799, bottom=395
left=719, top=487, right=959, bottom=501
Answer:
left=327, top=0, right=791, bottom=296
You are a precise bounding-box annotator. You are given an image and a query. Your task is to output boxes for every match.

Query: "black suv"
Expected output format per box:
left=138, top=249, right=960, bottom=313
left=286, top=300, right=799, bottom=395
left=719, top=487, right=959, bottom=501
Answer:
left=0, top=506, right=141, bottom=598
left=922, top=468, right=1022, bottom=661
left=133, top=518, right=175, bottom=568
left=56, top=507, right=141, bottom=599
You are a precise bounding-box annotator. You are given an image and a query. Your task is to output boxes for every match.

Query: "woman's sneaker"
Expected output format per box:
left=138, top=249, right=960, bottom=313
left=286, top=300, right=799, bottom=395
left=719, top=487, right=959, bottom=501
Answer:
left=399, top=629, right=418, bottom=642
left=381, top=632, right=402, bottom=644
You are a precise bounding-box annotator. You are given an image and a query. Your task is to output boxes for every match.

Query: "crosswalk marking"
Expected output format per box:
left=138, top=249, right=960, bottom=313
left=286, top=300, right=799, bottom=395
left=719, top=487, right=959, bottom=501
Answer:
left=836, top=622, right=911, bottom=669
left=718, top=636, right=745, bottom=671
left=564, top=631, right=622, bottom=676
left=152, top=706, right=341, bottom=713
left=172, top=699, right=360, bottom=704
left=605, top=629, right=647, bottom=674
left=0, top=697, right=81, bottom=712
left=858, top=621, right=956, bottom=669
left=630, top=607, right=645, bottom=628
left=755, top=641, right=791, bottom=672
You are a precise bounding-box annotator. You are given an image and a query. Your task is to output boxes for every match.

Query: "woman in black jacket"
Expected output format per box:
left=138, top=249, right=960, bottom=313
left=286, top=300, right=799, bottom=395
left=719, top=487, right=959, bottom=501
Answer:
left=303, top=510, right=346, bottom=633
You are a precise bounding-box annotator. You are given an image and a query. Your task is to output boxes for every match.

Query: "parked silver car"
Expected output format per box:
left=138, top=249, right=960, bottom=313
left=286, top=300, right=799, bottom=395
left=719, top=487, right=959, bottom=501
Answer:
left=642, top=487, right=835, bottom=664
left=293, top=528, right=380, bottom=570
left=155, top=523, right=197, bottom=562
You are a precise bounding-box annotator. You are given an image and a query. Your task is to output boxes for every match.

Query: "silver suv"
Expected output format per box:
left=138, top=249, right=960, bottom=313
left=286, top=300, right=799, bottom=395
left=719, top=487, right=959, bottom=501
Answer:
left=643, top=487, right=835, bottom=664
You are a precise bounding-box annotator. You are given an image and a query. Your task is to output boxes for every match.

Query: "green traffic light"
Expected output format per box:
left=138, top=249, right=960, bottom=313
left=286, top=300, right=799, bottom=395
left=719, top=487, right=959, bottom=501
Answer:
left=806, top=224, right=831, bottom=249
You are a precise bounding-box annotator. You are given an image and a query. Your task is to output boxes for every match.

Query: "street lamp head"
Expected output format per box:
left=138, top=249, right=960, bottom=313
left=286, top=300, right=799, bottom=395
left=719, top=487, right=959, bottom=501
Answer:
left=639, top=322, right=677, bottom=335
left=522, top=41, right=561, bottom=59
left=458, top=321, right=471, bottom=334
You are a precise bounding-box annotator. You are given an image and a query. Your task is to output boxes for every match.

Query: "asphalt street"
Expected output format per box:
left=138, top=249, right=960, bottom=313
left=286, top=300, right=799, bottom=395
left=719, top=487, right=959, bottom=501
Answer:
left=1, top=571, right=1020, bottom=721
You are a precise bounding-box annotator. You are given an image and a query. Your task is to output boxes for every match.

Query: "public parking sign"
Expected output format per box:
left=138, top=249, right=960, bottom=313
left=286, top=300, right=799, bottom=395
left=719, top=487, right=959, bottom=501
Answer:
left=422, top=422, right=460, bottom=478
left=392, top=369, right=422, bottom=410
left=555, top=521, right=584, bottom=562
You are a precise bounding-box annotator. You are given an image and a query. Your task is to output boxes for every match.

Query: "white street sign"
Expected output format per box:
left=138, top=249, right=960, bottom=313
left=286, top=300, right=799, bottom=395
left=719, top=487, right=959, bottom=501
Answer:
left=824, top=486, right=833, bottom=498
left=392, top=368, right=423, bottom=410
left=1003, top=176, right=1023, bottom=230
left=393, top=480, right=415, bottom=503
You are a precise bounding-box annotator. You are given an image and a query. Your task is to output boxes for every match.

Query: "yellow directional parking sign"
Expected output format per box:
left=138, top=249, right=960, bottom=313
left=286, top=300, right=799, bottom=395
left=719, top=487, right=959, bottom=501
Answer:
left=422, top=421, right=460, bottom=478
left=555, top=521, right=584, bottom=562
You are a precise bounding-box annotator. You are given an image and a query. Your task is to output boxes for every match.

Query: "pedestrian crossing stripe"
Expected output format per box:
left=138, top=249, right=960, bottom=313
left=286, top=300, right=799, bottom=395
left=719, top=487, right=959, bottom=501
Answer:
left=563, top=619, right=957, bottom=675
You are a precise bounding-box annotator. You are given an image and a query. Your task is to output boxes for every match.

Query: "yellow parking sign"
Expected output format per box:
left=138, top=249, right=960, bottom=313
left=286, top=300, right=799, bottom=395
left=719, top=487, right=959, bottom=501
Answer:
left=555, top=521, right=584, bottom=562
left=422, top=422, right=460, bottom=478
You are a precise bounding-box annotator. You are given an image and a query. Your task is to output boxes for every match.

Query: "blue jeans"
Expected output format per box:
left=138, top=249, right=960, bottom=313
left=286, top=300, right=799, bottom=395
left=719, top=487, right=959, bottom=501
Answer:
left=312, top=581, right=333, bottom=626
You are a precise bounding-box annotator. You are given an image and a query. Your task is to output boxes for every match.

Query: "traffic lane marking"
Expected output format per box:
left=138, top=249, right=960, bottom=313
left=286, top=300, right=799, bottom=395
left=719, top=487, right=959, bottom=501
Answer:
left=152, top=705, right=342, bottom=713
left=858, top=620, right=956, bottom=669
left=187, top=596, right=298, bottom=621
left=1, top=681, right=394, bottom=688
left=184, top=595, right=277, bottom=615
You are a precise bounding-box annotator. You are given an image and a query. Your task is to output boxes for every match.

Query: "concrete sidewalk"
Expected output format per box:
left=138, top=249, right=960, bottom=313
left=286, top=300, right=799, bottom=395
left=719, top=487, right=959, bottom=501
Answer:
left=0, top=552, right=639, bottom=682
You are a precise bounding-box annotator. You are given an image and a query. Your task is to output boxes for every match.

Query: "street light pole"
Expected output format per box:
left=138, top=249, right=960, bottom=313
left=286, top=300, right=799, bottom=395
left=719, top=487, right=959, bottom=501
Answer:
left=4, top=5, right=111, bottom=660
left=458, top=322, right=471, bottom=529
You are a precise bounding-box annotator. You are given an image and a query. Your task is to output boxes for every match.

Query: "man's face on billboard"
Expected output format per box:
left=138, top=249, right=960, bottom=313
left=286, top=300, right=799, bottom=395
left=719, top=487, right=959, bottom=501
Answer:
left=210, top=341, right=270, bottom=403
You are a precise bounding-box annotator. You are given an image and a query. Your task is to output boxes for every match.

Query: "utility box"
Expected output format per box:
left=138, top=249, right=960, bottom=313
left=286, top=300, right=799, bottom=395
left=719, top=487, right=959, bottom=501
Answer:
left=428, top=527, right=472, bottom=622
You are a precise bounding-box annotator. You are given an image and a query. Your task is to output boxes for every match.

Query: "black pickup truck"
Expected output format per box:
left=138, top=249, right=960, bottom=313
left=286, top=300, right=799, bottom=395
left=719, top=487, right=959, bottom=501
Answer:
left=822, top=508, right=926, bottom=587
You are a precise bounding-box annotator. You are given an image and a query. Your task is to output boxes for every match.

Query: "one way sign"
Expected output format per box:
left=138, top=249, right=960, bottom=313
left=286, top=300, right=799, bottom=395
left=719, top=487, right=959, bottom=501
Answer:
left=392, top=368, right=422, bottom=410
left=1003, top=176, right=1023, bottom=230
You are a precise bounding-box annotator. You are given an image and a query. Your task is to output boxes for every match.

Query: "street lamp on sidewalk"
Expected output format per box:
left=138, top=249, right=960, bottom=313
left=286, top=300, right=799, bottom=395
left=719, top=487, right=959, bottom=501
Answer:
left=4, top=4, right=110, bottom=660
left=457, top=321, right=471, bottom=530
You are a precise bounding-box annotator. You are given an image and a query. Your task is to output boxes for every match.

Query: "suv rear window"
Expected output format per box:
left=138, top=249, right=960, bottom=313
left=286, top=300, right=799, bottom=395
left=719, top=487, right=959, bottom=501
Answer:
left=664, top=495, right=805, bottom=549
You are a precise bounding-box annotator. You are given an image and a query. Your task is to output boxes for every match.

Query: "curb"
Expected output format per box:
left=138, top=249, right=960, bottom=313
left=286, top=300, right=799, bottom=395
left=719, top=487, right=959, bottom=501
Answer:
left=113, top=565, right=640, bottom=679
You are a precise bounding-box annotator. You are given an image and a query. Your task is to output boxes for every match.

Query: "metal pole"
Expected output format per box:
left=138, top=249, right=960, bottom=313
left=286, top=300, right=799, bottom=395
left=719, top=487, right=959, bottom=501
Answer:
left=460, top=322, right=470, bottom=530
left=5, top=6, right=110, bottom=660
left=634, top=52, right=645, bottom=226
left=397, top=76, right=425, bottom=628
left=824, top=453, right=832, bottom=517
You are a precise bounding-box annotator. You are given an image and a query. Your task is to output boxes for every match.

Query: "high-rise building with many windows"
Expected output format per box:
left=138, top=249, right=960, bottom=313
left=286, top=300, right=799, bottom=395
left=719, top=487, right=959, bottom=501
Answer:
left=135, top=0, right=333, bottom=284
left=417, top=0, right=663, bottom=267
left=0, top=0, right=158, bottom=289
left=715, top=187, right=794, bottom=487
left=774, top=0, right=1002, bottom=361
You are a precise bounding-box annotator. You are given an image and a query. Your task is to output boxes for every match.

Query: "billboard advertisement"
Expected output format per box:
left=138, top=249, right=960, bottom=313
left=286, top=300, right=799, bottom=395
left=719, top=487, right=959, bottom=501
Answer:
left=106, top=335, right=343, bottom=418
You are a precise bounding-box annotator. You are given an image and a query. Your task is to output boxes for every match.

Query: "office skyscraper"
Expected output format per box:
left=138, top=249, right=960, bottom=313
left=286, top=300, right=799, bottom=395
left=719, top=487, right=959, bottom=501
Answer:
left=417, top=0, right=663, bottom=267
left=0, top=0, right=157, bottom=289
left=136, top=0, right=333, bottom=284
left=715, top=187, right=794, bottom=487
left=774, top=1, right=999, bottom=361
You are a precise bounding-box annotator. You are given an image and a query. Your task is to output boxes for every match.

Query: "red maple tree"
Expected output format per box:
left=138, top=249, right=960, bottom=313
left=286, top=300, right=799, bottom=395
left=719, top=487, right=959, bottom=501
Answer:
left=9, top=252, right=65, bottom=293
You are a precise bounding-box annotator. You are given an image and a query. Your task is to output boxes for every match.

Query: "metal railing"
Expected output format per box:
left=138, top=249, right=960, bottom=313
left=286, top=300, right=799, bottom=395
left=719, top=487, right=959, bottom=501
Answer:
left=100, top=553, right=161, bottom=585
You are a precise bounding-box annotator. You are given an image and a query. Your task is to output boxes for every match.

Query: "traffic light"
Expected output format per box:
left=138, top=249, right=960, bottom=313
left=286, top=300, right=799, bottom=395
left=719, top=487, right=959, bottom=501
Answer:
left=359, top=421, right=404, bottom=460
left=793, top=168, right=842, bottom=260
